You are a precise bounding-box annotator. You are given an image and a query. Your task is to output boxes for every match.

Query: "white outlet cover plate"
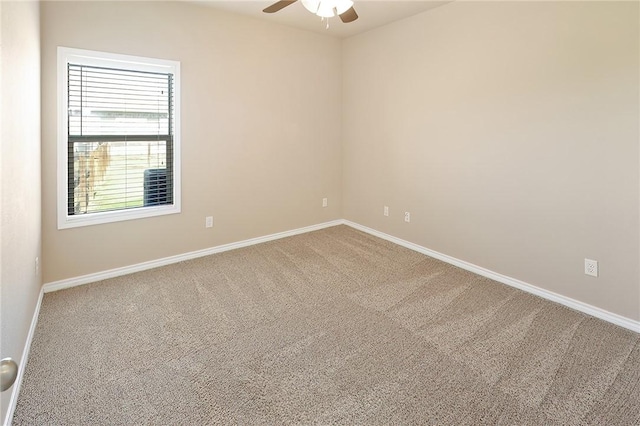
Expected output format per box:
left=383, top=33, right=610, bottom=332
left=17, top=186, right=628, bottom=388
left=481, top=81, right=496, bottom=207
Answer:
left=585, top=258, right=598, bottom=277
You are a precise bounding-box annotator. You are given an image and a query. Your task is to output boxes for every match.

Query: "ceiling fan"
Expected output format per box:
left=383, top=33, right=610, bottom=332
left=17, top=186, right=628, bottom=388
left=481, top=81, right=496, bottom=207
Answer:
left=263, top=0, right=359, bottom=23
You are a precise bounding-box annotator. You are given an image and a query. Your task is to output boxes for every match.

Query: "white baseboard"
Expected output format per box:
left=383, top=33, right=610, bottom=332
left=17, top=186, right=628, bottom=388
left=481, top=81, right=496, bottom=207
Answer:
left=43, top=220, right=343, bottom=293
left=344, top=220, right=640, bottom=334
left=41, top=218, right=639, bottom=334
left=3, top=288, right=44, bottom=426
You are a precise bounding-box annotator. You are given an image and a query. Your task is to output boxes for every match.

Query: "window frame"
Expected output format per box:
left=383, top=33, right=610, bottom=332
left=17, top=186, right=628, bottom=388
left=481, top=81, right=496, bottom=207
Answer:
left=57, top=47, right=181, bottom=229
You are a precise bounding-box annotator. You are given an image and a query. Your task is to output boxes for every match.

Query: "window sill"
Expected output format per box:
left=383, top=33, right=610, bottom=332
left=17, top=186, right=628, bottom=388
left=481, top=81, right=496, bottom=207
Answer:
left=57, top=204, right=180, bottom=230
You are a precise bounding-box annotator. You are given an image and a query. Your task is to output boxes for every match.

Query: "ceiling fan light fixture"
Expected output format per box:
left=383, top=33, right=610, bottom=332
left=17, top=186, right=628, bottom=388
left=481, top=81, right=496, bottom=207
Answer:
left=301, top=0, right=354, bottom=18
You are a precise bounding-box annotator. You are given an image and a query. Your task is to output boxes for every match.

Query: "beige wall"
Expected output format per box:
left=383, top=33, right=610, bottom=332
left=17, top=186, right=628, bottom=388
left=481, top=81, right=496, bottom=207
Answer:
left=40, top=1, right=640, bottom=322
left=41, top=1, right=343, bottom=283
left=1, top=0, right=42, bottom=422
left=342, top=2, right=640, bottom=320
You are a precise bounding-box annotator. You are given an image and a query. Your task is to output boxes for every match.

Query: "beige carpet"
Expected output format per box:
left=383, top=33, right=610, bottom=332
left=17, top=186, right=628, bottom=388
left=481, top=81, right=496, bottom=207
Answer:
left=13, top=225, right=640, bottom=425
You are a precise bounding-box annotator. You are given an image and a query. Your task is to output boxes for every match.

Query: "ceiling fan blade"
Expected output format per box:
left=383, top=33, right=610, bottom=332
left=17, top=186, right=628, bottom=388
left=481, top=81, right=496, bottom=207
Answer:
left=263, top=0, right=297, bottom=13
left=339, top=6, right=358, bottom=23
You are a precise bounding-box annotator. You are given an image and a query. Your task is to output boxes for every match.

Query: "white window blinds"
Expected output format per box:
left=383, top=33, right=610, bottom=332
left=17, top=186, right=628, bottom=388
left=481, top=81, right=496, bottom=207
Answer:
left=67, top=64, right=174, bottom=215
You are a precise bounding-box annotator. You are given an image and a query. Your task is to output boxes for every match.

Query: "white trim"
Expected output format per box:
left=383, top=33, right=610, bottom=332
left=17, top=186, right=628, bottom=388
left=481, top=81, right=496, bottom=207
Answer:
left=41, top=218, right=639, bottom=334
left=56, top=46, right=182, bottom=230
left=343, top=220, right=640, bottom=334
left=3, top=288, right=44, bottom=426
left=43, top=220, right=344, bottom=293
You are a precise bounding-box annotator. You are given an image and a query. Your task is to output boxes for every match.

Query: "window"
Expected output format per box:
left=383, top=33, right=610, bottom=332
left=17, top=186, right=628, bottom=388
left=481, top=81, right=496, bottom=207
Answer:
left=57, top=47, right=181, bottom=229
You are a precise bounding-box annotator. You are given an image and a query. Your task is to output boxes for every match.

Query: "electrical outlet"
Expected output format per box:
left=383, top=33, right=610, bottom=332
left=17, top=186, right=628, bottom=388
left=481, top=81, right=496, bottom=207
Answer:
left=322, top=198, right=328, bottom=208
left=585, top=258, right=598, bottom=277
left=205, top=216, right=213, bottom=228
left=384, top=206, right=389, bottom=217
left=404, top=212, right=411, bottom=223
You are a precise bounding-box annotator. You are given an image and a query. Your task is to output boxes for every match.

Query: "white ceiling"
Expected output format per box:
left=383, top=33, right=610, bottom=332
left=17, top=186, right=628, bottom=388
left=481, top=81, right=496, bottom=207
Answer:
left=195, top=1, right=451, bottom=38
